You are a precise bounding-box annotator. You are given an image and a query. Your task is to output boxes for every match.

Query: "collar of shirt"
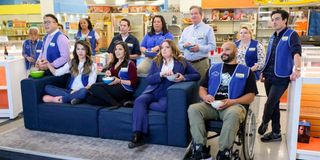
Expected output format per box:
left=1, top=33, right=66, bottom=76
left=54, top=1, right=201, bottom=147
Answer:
left=121, top=33, right=129, bottom=41
left=31, top=39, right=38, bottom=44
left=161, top=58, right=174, bottom=73
left=49, top=29, right=60, bottom=37
left=193, top=21, right=204, bottom=29
left=154, top=32, right=163, bottom=36
left=273, top=27, right=288, bottom=37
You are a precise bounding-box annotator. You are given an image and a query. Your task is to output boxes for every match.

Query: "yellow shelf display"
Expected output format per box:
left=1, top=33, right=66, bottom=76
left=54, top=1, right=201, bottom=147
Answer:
left=0, top=4, right=41, bottom=15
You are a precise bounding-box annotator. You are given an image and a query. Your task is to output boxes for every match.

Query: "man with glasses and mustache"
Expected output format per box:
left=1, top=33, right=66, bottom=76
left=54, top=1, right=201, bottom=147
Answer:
left=187, top=42, right=257, bottom=160
left=36, top=14, right=70, bottom=73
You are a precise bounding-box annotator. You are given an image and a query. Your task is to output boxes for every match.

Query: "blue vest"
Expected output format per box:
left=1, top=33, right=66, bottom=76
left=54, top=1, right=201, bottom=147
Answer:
left=235, top=40, right=260, bottom=80
left=23, top=39, right=43, bottom=69
left=67, top=74, right=89, bottom=90
left=118, top=61, right=134, bottom=92
left=208, top=63, right=250, bottom=99
left=42, top=32, right=62, bottom=64
left=76, top=30, right=96, bottom=55
left=263, top=29, right=294, bottom=77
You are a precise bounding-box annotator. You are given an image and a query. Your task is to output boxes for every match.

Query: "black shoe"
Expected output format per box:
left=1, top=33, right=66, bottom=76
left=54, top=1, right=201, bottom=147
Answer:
left=70, top=99, right=81, bottom=105
left=258, top=122, right=268, bottom=135
left=261, top=132, right=282, bottom=142
left=128, top=132, right=144, bottom=149
left=190, top=143, right=211, bottom=160
left=216, top=148, right=232, bottom=160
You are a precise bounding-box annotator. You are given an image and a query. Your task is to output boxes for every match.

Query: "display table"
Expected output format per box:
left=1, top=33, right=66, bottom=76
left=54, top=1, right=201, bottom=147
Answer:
left=0, top=56, right=27, bottom=119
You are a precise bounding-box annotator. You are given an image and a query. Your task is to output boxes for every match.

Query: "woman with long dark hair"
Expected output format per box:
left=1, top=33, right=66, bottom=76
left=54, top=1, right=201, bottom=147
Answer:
left=137, top=15, right=174, bottom=74
left=86, top=41, right=138, bottom=107
left=76, top=18, right=100, bottom=55
left=42, top=40, right=97, bottom=104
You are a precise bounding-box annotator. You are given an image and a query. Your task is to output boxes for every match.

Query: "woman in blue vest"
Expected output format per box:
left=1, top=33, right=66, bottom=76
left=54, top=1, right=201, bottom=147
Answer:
left=76, top=18, right=100, bottom=55
left=128, top=39, right=200, bottom=149
left=42, top=40, right=97, bottom=104
left=235, top=26, right=265, bottom=80
left=22, top=27, right=43, bottom=70
left=86, top=41, right=138, bottom=107
left=137, top=15, right=174, bottom=74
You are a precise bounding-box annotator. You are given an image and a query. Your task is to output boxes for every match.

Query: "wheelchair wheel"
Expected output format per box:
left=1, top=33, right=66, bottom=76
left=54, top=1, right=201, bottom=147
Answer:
left=242, top=109, right=256, bottom=160
left=183, top=142, right=193, bottom=160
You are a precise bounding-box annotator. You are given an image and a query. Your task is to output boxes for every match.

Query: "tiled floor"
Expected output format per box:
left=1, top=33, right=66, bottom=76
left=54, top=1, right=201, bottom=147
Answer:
left=0, top=82, right=290, bottom=160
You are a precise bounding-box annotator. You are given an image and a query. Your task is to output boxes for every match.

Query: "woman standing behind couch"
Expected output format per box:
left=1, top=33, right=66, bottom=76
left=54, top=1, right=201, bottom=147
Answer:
left=235, top=26, right=265, bottom=80
left=76, top=18, right=100, bottom=55
left=137, top=15, right=174, bottom=74
left=42, top=40, right=97, bottom=104
left=128, top=39, right=200, bottom=148
left=86, top=41, right=138, bottom=107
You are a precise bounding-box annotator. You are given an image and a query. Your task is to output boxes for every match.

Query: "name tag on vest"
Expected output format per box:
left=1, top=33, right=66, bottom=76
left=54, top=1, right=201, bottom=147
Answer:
left=88, top=36, right=92, bottom=39
left=248, top=48, right=256, bottom=51
left=36, top=49, right=42, bottom=53
left=235, top=73, right=245, bottom=78
left=127, top=43, right=133, bottom=47
left=282, top=36, right=289, bottom=41
left=49, top=42, right=55, bottom=47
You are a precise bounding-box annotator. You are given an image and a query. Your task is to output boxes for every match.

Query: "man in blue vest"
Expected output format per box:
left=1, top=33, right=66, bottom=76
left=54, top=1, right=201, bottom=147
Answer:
left=188, top=42, right=257, bottom=160
left=22, top=27, right=43, bottom=70
left=36, top=14, right=70, bottom=72
left=259, top=10, right=302, bottom=142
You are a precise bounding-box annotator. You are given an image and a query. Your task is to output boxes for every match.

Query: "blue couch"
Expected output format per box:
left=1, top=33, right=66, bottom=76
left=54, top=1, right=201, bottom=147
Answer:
left=21, top=74, right=199, bottom=147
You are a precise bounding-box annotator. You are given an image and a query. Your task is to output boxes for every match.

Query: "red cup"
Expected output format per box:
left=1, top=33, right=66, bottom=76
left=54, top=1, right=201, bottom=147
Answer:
left=217, top=47, right=221, bottom=54
left=210, top=50, right=215, bottom=56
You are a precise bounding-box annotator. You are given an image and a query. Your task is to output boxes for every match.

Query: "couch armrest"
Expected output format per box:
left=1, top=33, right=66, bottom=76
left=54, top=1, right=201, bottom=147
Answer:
left=166, top=81, right=198, bottom=147
left=21, top=74, right=69, bottom=129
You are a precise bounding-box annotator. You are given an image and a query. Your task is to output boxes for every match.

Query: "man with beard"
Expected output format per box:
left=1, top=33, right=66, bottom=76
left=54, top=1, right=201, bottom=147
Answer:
left=187, top=42, right=258, bottom=160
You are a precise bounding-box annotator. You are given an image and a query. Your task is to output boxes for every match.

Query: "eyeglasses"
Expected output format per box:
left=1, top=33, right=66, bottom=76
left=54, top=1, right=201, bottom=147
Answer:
left=43, top=21, right=57, bottom=25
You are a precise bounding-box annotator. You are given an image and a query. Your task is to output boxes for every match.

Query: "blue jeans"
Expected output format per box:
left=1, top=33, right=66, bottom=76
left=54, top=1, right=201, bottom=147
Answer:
left=44, top=85, right=88, bottom=103
left=262, top=80, right=289, bottom=134
left=132, top=93, right=167, bottom=134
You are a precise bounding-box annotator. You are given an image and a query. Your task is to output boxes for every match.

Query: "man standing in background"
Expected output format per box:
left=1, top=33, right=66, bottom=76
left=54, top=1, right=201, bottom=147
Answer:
left=107, top=18, right=141, bottom=62
left=259, top=9, right=302, bottom=142
left=179, top=5, right=216, bottom=80
left=37, top=14, right=70, bottom=72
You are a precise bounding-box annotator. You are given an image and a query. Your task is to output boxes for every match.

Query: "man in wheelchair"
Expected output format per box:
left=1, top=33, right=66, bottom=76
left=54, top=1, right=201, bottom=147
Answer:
left=187, top=42, right=258, bottom=160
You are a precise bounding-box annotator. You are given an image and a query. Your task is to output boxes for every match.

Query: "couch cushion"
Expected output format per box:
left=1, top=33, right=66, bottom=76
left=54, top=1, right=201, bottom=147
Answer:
left=99, top=107, right=168, bottom=145
left=133, top=77, right=148, bottom=99
left=38, top=103, right=103, bottom=137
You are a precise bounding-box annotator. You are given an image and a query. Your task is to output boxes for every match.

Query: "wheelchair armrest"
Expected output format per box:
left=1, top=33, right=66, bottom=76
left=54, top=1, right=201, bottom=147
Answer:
left=166, top=81, right=198, bottom=147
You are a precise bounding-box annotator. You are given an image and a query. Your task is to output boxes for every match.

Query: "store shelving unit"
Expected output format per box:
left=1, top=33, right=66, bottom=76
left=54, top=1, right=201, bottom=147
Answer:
left=0, top=56, right=27, bottom=119
left=286, top=46, right=320, bottom=160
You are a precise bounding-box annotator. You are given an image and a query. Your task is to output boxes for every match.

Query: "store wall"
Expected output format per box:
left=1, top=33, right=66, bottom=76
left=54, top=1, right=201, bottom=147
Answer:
left=40, top=0, right=54, bottom=17
left=179, top=0, right=201, bottom=13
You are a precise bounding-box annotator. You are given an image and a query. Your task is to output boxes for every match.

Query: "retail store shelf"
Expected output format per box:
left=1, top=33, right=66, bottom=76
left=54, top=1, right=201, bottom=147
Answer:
left=0, top=86, right=7, bottom=90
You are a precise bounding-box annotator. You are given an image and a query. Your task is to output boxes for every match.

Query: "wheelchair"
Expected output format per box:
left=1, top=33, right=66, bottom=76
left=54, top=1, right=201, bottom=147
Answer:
left=183, top=106, right=256, bottom=160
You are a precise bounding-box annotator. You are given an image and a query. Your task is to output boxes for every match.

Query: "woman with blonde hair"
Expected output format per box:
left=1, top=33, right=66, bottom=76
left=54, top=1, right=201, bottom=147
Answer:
left=235, top=26, right=265, bottom=80
left=128, top=39, right=200, bottom=148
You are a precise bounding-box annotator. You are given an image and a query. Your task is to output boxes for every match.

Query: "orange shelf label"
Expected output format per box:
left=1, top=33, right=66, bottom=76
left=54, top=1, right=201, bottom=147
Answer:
left=0, top=90, right=8, bottom=109
left=0, top=67, right=6, bottom=86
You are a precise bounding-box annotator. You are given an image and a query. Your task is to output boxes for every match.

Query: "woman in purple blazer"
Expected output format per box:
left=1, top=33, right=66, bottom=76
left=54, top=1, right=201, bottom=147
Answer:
left=128, top=39, right=200, bottom=148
